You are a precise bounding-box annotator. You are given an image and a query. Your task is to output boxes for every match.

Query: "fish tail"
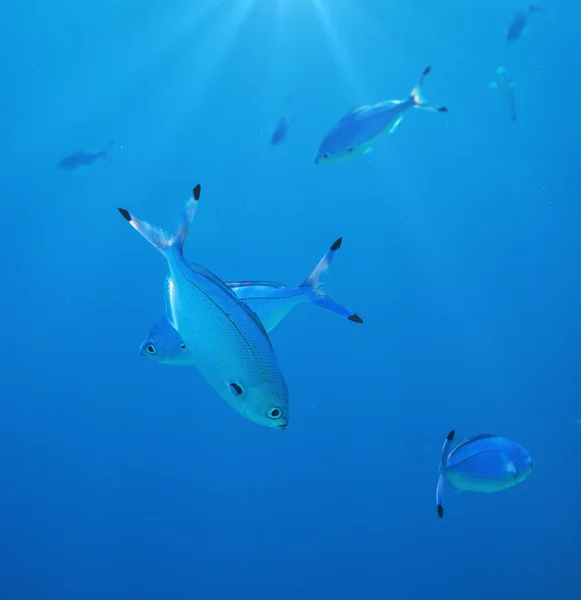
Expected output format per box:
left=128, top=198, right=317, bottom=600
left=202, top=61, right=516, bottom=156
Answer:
left=437, top=430, right=455, bottom=518
left=436, top=473, right=445, bottom=518
left=410, top=66, right=448, bottom=113
left=100, top=140, right=114, bottom=163
left=118, top=184, right=201, bottom=256
left=300, top=237, right=363, bottom=324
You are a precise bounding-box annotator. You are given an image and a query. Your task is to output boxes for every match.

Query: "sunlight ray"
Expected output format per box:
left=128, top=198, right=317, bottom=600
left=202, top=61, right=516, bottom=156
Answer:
left=310, top=0, right=369, bottom=100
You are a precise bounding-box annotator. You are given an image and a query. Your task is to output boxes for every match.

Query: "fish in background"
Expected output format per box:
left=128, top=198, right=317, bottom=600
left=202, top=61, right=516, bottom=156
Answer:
left=58, top=141, right=114, bottom=170
left=270, top=93, right=295, bottom=145
left=436, top=430, right=534, bottom=518
left=118, top=185, right=290, bottom=430
left=270, top=116, right=290, bottom=145
left=489, top=66, right=518, bottom=122
left=314, top=65, right=447, bottom=165
left=506, top=5, right=543, bottom=42
left=140, top=237, right=363, bottom=366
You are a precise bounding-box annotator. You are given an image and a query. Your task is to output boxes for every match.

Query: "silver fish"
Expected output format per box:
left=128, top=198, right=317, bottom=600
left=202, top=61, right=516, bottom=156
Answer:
left=436, top=430, right=534, bottom=518
left=315, top=66, right=447, bottom=165
left=118, top=185, right=289, bottom=430
left=140, top=237, right=363, bottom=366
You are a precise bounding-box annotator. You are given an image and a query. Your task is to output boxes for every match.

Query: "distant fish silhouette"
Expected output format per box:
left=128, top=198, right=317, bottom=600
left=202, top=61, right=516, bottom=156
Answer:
left=57, top=141, right=113, bottom=171
left=270, top=93, right=295, bottom=146
left=506, top=5, right=543, bottom=42
left=488, top=66, right=518, bottom=122
left=270, top=116, right=290, bottom=145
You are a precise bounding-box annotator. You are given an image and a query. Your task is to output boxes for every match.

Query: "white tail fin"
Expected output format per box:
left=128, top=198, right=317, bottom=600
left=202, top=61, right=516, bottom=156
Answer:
left=118, top=184, right=201, bottom=256
left=410, top=66, right=448, bottom=113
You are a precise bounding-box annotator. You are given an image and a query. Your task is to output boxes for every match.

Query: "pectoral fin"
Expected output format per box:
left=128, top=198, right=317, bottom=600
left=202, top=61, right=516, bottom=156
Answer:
left=389, top=116, right=404, bottom=134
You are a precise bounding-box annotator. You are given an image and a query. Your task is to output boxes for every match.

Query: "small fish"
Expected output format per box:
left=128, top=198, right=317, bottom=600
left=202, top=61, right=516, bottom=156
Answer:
left=488, top=66, right=518, bottom=122
left=506, top=5, right=543, bottom=42
left=436, top=430, right=534, bottom=518
left=141, top=237, right=363, bottom=366
left=58, top=141, right=114, bottom=170
left=270, top=116, right=290, bottom=145
left=314, top=66, right=447, bottom=165
left=118, top=185, right=289, bottom=430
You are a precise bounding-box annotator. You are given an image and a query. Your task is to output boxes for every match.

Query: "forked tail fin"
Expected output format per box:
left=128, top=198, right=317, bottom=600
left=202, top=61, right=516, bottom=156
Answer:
left=118, top=184, right=201, bottom=256
left=301, top=237, right=363, bottom=324
left=411, top=66, right=448, bottom=113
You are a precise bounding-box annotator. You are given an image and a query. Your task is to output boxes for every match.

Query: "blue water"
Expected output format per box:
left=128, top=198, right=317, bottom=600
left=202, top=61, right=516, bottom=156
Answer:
left=2, top=0, right=580, bottom=598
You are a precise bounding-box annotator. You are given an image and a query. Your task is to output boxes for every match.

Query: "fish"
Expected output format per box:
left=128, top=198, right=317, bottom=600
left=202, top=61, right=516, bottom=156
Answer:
left=436, top=430, right=534, bottom=518
left=118, top=185, right=290, bottom=430
left=270, top=116, right=290, bottom=145
left=58, top=141, right=114, bottom=170
left=314, top=66, right=447, bottom=165
left=488, top=66, right=518, bottom=122
left=140, top=237, right=363, bottom=366
left=506, top=5, right=543, bottom=42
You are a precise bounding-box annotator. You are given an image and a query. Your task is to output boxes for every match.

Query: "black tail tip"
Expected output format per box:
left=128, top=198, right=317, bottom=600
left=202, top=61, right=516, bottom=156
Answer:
left=437, top=505, right=444, bottom=519
left=118, top=208, right=131, bottom=222
left=331, top=237, right=343, bottom=251
left=423, top=65, right=432, bottom=75
left=438, top=106, right=448, bottom=112
left=447, top=430, right=456, bottom=441
left=193, top=184, right=201, bottom=201
left=348, top=314, right=363, bottom=324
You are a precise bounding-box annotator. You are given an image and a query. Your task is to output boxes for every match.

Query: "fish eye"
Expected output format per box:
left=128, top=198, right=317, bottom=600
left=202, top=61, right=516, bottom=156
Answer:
left=323, top=153, right=329, bottom=158
left=267, top=407, right=282, bottom=420
left=529, top=462, right=534, bottom=470
left=146, top=344, right=156, bottom=355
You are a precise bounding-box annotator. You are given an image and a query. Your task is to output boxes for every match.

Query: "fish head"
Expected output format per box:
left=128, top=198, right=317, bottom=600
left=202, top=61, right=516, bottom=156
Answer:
left=139, top=320, right=189, bottom=366
left=237, top=384, right=289, bottom=430
left=513, top=448, right=535, bottom=484
left=314, top=145, right=359, bottom=166
left=314, top=118, right=364, bottom=165
left=57, top=159, right=76, bottom=170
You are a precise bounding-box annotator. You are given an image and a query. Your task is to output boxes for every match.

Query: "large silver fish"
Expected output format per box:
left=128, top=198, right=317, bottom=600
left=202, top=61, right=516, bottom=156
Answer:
left=118, top=185, right=289, bottom=430
left=140, top=237, right=363, bottom=366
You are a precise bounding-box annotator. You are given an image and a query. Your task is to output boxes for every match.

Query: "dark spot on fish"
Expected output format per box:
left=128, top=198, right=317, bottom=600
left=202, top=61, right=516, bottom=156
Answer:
left=331, top=237, right=343, bottom=252
left=437, top=504, right=444, bottom=518
left=324, top=153, right=330, bottom=158
left=438, top=106, right=448, bottom=112
left=423, top=66, right=431, bottom=76
left=347, top=147, right=354, bottom=153
left=230, top=382, right=243, bottom=396
left=118, top=208, right=131, bottom=221
left=348, top=314, right=364, bottom=324
left=193, top=184, right=201, bottom=201
left=180, top=343, right=186, bottom=350
left=447, top=430, right=456, bottom=442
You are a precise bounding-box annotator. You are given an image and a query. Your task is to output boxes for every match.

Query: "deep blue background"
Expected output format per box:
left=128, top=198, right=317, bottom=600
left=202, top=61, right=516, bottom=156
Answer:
left=1, top=1, right=580, bottom=598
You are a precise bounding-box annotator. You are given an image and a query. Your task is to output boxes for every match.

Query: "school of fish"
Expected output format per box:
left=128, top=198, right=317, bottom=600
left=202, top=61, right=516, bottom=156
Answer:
left=59, top=5, right=546, bottom=519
